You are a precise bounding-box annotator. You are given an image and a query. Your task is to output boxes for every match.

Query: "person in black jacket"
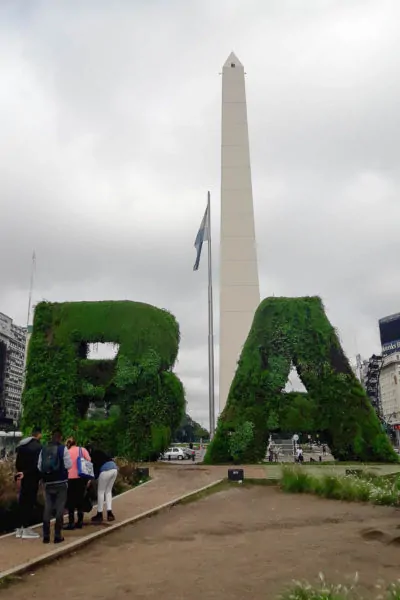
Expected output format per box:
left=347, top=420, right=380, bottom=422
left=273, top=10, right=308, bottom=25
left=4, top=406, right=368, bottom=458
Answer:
left=15, top=426, right=42, bottom=539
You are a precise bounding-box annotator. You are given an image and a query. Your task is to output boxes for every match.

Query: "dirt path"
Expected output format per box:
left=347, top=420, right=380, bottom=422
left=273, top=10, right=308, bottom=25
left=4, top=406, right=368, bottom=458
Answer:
left=3, top=484, right=400, bottom=599
left=0, top=464, right=228, bottom=574
left=0, top=463, right=267, bottom=575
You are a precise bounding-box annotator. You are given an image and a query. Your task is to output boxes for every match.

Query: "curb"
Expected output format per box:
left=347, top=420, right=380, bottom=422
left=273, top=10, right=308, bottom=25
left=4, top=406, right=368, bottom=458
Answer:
left=0, top=479, right=224, bottom=583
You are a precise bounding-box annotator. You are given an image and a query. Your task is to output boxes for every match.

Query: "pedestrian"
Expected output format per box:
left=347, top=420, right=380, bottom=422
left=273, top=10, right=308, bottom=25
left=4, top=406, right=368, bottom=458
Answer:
left=63, top=437, right=92, bottom=530
left=88, top=446, right=118, bottom=523
left=322, top=444, right=327, bottom=456
left=14, top=426, right=42, bottom=539
left=296, top=447, right=304, bottom=463
left=38, top=430, right=72, bottom=544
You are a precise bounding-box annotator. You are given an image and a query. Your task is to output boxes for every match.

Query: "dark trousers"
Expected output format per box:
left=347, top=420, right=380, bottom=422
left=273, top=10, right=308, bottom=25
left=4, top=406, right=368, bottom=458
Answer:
left=18, top=473, right=40, bottom=528
left=66, top=478, right=86, bottom=524
left=43, top=483, right=68, bottom=540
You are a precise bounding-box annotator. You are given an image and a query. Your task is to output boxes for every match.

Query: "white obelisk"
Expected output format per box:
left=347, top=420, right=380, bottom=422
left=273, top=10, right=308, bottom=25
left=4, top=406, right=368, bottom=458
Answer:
left=219, top=52, right=260, bottom=413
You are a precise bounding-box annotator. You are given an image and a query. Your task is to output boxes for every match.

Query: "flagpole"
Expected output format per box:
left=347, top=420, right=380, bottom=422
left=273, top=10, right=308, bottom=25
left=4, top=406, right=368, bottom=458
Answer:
left=207, top=191, right=215, bottom=438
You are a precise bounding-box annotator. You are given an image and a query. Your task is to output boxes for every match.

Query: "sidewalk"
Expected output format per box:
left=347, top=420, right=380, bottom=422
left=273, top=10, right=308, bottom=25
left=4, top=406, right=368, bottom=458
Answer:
left=1, top=463, right=266, bottom=577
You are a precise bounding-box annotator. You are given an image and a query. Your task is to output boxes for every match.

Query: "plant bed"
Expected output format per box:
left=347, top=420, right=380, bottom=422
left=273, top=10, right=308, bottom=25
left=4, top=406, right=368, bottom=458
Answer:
left=280, top=465, right=400, bottom=506
left=280, top=574, right=400, bottom=599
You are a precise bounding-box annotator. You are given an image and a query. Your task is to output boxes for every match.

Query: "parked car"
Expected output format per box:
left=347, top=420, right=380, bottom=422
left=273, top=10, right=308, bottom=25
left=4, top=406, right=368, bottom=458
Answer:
left=162, top=447, right=186, bottom=461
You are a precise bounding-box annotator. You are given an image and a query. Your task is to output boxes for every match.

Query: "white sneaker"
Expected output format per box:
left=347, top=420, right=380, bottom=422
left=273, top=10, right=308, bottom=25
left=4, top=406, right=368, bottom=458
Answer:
left=15, top=528, right=22, bottom=538
left=21, top=528, right=40, bottom=539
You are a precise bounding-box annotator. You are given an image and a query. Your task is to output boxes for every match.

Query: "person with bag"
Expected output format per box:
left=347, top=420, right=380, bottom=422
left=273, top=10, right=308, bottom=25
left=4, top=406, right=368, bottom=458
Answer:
left=64, top=437, right=93, bottom=530
left=14, top=426, right=42, bottom=539
left=88, top=446, right=118, bottom=523
left=38, top=430, right=72, bottom=544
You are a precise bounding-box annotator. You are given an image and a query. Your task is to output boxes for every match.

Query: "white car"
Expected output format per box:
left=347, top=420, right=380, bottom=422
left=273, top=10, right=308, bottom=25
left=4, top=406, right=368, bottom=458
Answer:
left=162, top=447, right=186, bottom=461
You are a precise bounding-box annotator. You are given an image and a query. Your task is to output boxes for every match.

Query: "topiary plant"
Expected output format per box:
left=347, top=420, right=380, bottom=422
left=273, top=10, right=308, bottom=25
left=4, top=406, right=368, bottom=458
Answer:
left=205, top=296, right=397, bottom=464
left=23, top=300, right=185, bottom=460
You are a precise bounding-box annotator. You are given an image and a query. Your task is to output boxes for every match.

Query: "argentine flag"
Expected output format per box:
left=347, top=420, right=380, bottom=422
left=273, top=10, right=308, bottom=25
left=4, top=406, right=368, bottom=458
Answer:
left=193, top=204, right=209, bottom=271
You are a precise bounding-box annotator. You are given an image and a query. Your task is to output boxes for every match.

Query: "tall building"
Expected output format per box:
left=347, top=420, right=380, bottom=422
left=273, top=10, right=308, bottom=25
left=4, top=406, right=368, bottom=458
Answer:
left=219, top=52, right=260, bottom=413
left=0, top=340, right=7, bottom=418
left=379, top=313, right=400, bottom=442
left=0, top=312, right=27, bottom=422
left=357, top=353, right=383, bottom=416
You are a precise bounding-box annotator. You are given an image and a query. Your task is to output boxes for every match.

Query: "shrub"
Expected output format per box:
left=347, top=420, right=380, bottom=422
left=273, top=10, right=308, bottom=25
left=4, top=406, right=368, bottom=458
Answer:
left=113, top=458, right=148, bottom=495
left=280, top=574, right=400, bottom=600
left=205, top=296, right=397, bottom=464
left=280, top=466, right=400, bottom=507
left=0, top=461, right=14, bottom=507
left=280, top=466, right=314, bottom=494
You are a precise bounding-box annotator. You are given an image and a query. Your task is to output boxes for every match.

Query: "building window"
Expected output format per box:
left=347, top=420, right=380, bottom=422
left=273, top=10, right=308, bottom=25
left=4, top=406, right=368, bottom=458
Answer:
left=231, top=63, right=235, bottom=68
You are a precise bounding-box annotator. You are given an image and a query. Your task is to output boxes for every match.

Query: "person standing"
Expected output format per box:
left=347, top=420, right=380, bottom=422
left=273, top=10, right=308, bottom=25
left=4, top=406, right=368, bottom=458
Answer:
left=89, top=447, right=118, bottom=523
left=296, top=447, right=304, bottom=463
left=15, top=426, right=42, bottom=539
left=38, top=430, right=72, bottom=544
left=64, top=437, right=91, bottom=530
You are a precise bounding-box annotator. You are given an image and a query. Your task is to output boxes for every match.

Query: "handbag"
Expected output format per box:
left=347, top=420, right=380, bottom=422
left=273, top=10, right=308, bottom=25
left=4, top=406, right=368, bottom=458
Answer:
left=82, top=489, right=93, bottom=513
left=77, top=447, right=95, bottom=480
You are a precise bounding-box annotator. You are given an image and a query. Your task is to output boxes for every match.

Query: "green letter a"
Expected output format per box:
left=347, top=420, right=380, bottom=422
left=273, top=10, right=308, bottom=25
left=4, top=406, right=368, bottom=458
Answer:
left=205, top=297, right=396, bottom=464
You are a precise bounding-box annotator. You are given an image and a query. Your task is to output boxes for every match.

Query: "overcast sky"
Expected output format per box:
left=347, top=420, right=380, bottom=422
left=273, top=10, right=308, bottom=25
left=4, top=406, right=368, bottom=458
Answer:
left=1, top=0, right=400, bottom=426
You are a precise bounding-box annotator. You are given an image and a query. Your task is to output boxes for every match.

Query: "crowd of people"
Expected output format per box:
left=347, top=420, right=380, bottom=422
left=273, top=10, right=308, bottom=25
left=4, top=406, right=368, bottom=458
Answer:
left=14, top=427, right=118, bottom=544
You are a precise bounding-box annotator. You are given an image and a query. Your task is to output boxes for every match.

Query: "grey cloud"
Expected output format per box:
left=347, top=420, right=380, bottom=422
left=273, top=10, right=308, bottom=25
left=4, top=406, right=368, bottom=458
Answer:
left=1, top=0, right=400, bottom=426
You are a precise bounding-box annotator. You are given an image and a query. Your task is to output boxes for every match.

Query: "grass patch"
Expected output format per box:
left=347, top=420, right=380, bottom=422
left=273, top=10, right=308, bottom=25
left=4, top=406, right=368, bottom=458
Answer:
left=280, top=575, right=400, bottom=599
left=280, top=466, right=400, bottom=506
left=0, top=575, right=22, bottom=590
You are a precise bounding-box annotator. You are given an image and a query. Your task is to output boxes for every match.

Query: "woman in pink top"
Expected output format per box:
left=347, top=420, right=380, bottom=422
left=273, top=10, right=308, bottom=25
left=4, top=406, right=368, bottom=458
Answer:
left=64, top=438, right=91, bottom=530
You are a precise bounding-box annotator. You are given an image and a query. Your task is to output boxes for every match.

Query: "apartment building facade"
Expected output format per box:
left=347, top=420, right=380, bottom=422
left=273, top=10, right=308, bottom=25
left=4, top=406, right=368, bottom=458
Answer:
left=0, top=312, right=27, bottom=422
left=379, top=313, right=400, bottom=444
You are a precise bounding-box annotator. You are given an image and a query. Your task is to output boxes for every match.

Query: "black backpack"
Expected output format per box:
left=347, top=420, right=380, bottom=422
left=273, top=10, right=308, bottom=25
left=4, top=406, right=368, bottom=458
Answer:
left=41, top=443, right=63, bottom=475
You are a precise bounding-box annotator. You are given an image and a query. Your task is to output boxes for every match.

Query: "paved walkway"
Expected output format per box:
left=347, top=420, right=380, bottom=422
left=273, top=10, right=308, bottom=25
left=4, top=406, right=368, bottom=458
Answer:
left=0, top=463, right=269, bottom=576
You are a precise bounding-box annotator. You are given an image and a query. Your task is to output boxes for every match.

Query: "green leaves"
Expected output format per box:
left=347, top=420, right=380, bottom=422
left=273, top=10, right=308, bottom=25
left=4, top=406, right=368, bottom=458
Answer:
left=22, top=300, right=185, bottom=460
left=228, top=421, right=255, bottom=463
left=206, top=296, right=397, bottom=464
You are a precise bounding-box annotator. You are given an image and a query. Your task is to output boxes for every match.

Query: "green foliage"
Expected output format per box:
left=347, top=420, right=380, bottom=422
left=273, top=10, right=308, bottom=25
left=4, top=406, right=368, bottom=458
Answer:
left=279, top=574, right=400, bottom=599
left=228, top=421, right=255, bottom=463
left=280, top=581, right=351, bottom=600
left=280, top=466, right=400, bottom=506
left=278, top=393, right=317, bottom=433
left=75, top=418, right=120, bottom=456
left=266, top=410, right=280, bottom=431
left=23, top=300, right=185, bottom=460
left=205, top=296, right=397, bottom=464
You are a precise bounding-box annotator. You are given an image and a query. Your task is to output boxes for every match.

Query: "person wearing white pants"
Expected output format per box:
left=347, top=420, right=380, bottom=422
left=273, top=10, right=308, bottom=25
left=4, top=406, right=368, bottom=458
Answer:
left=97, top=469, right=117, bottom=512
left=88, top=447, right=118, bottom=523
